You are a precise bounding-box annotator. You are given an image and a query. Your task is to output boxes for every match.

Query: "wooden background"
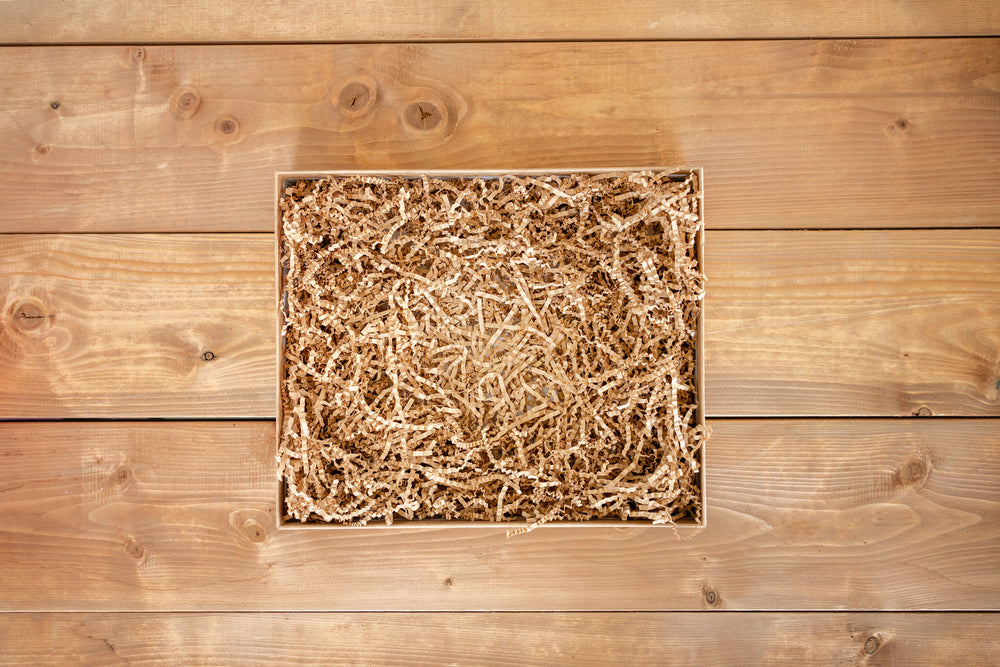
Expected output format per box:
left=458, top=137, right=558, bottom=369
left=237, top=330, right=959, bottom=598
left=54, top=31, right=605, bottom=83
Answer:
left=1, top=2, right=998, bottom=663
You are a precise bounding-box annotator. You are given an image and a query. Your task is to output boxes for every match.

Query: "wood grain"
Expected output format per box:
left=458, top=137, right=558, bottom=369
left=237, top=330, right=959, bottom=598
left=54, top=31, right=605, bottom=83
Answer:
left=1, top=1, right=998, bottom=42
left=705, top=230, right=1000, bottom=416
left=1, top=40, right=998, bottom=232
left=0, top=234, right=274, bottom=418
left=3, top=231, right=996, bottom=419
left=0, top=612, right=997, bottom=666
left=0, top=420, right=995, bottom=611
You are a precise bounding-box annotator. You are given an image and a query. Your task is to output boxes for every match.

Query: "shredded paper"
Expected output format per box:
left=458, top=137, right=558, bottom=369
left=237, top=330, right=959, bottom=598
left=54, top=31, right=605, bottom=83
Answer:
left=278, top=171, right=707, bottom=527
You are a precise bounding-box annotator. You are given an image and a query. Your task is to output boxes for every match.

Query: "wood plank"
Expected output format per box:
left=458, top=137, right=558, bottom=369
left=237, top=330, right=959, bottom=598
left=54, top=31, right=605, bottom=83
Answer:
left=0, top=420, right=995, bottom=611
left=705, top=230, right=1000, bottom=416
left=3, top=231, right=997, bottom=419
left=1, top=40, right=998, bottom=233
left=0, top=234, right=274, bottom=418
left=1, top=1, right=998, bottom=42
left=0, top=612, right=997, bottom=665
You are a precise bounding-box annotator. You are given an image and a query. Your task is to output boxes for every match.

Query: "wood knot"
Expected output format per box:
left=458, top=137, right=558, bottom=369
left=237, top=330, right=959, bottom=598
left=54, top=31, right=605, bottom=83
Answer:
left=201, top=350, right=215, bottom=362
left=9, top=298, right=53, bottom=333
left=703, top=586, right=718, bottom=606
left=229, top=509, right=272, bottom=544
left=50, top=101, right=60, bottom=110
left=894, top=455, right=930, bottom=488
left=130, top=46, right=146, bottom=66
left=404, top=101, right=444, bottom=132
left=444, top=577, right=454, bottom=587
left=112, top=466, right=131, bottom=485
left=124, top=538, right=144, bottom=560
left=399, top=86, right=465, bottom=137
left=243, top=519, right=267, bottom=544
left=912, top=406, right=932, bottom=417
left=33, top=144, right=50, bottom=160
left=170, top=88, right=201, bottom=119
left=215, top=116, right=239, bottom=139
left=336, top=78, right=377, bottom=118
left=864, top=636, right=880, bottom=654
left=887, top=118, right=910, bottom=136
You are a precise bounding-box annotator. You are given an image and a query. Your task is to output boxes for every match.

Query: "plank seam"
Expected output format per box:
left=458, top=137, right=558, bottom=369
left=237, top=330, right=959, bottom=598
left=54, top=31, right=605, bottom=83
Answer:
left=2, top=35, right=1000, bottom=46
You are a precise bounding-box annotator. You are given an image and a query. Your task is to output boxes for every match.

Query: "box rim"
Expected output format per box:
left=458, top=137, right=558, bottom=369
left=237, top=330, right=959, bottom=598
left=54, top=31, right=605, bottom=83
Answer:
left=275, top=168, right=706, bottom=531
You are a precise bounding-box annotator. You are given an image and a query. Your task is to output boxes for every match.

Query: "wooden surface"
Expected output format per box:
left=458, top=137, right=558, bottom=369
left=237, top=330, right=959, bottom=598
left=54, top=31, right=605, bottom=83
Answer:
left=0, top=420, right=996, bottom=611
left=0, top=10, right=998, bottom=663
left=1, top=1, right=998, bottom=42
left=1, top=40, right=999, bottom=233
left=3, top=231, right=996, bottom=418
left=0, top=234, right=273, bottom=418
left=705, top=230, right=1000, bottom=416
left=1, top=613, right=997, bottom=666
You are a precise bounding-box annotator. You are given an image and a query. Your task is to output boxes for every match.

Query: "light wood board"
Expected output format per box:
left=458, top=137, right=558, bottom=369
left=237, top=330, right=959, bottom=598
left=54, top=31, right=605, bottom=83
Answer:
left=1, top=40, right=998, bottom=232
left=0, top=234, right=274, bottom=418
left=0, top=420, right=995, bottom=611
left=0, top=612, right=997, bottom=666
left=3, top=231, right=996, bottom=419
left=1, top=1, right=998, bottom=42
left=705, top=230, right=1000, bottom=416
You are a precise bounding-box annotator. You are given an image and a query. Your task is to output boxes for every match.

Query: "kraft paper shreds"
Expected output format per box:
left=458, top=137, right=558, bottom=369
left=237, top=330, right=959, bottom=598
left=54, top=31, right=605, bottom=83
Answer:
left=278, top=171, right=707, bottom=528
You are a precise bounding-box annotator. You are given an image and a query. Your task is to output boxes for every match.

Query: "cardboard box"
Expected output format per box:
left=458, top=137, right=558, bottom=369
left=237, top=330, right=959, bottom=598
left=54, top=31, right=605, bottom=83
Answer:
left=275, top=169, right=705, bottom=530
